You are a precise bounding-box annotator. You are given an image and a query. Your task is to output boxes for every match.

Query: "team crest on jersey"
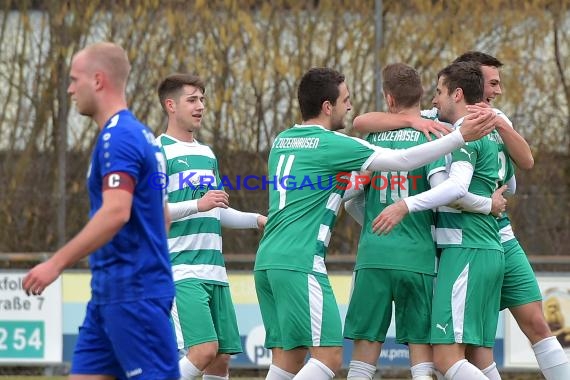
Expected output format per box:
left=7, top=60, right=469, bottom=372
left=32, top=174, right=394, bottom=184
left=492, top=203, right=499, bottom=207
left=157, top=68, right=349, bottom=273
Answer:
left=192, top=185, right=210, bottom=200
left=189, top=175, right=201, bottom=186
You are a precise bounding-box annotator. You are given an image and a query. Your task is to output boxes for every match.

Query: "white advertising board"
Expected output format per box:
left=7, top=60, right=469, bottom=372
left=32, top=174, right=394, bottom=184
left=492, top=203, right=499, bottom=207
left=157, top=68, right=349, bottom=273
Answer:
left=0, top=271, right=62, bottom=363
left=504, top=275, right=570, bottom=368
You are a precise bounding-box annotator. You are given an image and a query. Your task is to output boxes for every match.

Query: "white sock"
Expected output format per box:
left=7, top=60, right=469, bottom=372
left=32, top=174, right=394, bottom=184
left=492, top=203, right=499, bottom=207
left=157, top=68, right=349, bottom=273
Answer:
left=203, top=376, right=229, bottom=380
left=532, top=336, right=570, bottom=380
left=411, top=361, right=436, bottom=379
left=179, top=356, right=203, bottom=380
left=293, top=358, right=335, bottom=380
left=444, top=359, right=488, bottom=380
left=347, top=360, right=376, bottom=380
left=266, top=364, right=296, bottom=380
left=482, top=362, right=501, bottom=380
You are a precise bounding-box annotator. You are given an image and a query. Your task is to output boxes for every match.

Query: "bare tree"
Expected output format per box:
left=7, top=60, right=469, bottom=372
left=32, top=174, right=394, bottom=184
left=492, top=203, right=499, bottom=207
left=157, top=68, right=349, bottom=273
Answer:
left=1, top=0, right=569, bottom=257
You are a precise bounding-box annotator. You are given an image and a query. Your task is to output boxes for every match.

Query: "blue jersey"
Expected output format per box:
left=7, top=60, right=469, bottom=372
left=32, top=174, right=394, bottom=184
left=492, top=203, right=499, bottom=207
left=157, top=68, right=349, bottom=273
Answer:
left=87, top=110, right=174, bottom=304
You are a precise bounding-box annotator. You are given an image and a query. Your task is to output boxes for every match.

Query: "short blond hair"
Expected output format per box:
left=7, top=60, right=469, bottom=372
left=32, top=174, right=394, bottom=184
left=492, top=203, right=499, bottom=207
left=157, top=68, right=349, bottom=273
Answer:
left=81, top=42, right=131, bottom=89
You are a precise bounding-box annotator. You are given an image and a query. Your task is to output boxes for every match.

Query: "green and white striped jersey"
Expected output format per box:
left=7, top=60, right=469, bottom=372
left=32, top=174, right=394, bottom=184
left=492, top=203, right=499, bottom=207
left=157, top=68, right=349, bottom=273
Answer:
left=157, top=134, right=228, bottom=285
left=254, top=125, right=377, bottom=276
left=422, top=107, right=517, bottom=245
left=355, top=126, right=446, bottom=275
left=436, top=118, right=503, bottom=250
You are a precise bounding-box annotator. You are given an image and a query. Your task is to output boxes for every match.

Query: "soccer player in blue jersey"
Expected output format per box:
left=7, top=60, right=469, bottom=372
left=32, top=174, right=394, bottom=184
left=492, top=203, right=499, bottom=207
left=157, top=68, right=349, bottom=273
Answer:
left=23, top=42, right=179, bottom=380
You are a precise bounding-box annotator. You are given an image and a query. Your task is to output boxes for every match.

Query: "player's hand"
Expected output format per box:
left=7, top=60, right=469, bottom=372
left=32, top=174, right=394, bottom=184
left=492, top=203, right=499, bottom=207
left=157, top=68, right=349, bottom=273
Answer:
left=410, top=118, right=453, bottom=141
left=466, top=102, right=491, bottom=112
left=197, top=190, right=229, bottom=212
left=23, top=260, right=62, bottom=296
left=459, top=109, right=496, bottom=142
left=493, top=114, right=511, bottom=132
left=257, top=215, right=267, bottom=230
left=467, top=103, right=511, bottom=131
left=491, top=185, right=508, bottom=217
left=372, top=200, right=409, bottom=235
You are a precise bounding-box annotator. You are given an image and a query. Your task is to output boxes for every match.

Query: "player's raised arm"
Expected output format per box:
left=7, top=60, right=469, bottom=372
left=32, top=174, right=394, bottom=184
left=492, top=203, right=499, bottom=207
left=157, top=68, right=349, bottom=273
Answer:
left=365, top=109, right=495, bottom=172
left=494, top=116, right=534, bottom=170
left=468, top=103, right=534, bottom=170
left=353, top=112, right=452, bottom=140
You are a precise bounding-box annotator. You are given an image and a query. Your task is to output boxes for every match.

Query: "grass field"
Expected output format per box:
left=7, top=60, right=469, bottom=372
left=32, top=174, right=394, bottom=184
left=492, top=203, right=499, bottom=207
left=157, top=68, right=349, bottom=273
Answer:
left=0, top=373, right=544, bottom=380
left=0, top=372, right=544, bottom=380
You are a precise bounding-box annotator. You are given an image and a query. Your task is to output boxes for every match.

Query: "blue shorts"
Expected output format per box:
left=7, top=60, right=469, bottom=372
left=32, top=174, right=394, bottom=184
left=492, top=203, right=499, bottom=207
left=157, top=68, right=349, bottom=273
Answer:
left=71, top=297, right=179, bottom=380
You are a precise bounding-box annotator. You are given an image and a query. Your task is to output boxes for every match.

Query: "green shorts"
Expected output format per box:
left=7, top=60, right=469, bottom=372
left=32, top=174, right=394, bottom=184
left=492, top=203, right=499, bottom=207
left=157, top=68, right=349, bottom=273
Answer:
left=344, top=268, right=434, bottom=344
left=171, top=280, right=242, bottom=354
left=431, top=247, right=504, bottom=348
left=254, top=269, right=343, bottom=350
left=500, top=238, right=542, bottom=310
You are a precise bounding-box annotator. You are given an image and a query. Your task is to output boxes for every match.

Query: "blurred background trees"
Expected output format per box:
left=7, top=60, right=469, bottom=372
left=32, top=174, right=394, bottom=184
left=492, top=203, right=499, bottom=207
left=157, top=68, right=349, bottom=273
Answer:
left=0, top=0, right=568, bottom=256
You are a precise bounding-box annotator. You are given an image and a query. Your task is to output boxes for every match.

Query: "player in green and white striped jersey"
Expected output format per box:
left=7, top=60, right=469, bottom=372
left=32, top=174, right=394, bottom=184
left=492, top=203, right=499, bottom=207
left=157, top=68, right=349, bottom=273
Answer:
left=371, top=62, right=505, bottom=379
left=344, top=64, right=509, bottom=380
left=407, top=52, right=569, bottom=380
left=344, top=64, right=447, bottom=380
left=254, top=67, right=497, bottom=380
left=453, top=51, right=570, bottom=380
left=157, top=74, right=266, bottom=380
left=352, top=53, right=569, bottom=379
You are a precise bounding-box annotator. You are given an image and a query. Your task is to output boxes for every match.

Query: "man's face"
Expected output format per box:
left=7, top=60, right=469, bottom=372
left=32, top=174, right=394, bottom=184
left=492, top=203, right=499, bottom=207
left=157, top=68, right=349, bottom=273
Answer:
left=481, top=65, right=502, bottom=105
left=432, top=76, right=455, bottom=124
left=173, top=85, right=205, bottom=133
left=67, top=52, right=97, bottom=117
left=330, top=82, right=352, bottom=131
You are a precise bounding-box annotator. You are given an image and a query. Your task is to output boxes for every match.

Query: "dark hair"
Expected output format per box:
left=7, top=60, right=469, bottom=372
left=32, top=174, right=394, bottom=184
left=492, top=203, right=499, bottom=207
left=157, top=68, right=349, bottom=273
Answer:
left=453, top=51, right=503, bottom=68
left=437, top=61, right=484, bottom=105
left=297, top=67, right=345, bottom=121
left=157, top=73, right=206, bottom=113
left=382, top=63, right=422, bottom=108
